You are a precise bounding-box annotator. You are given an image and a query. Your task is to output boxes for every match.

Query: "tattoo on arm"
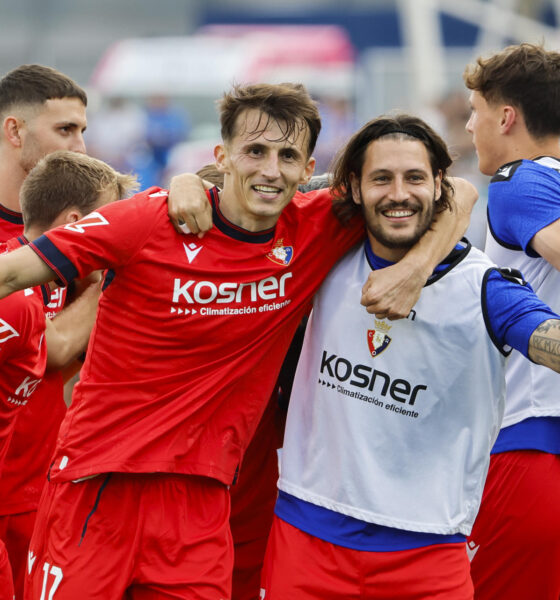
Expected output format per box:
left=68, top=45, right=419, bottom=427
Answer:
left=529, top=319, right=560, bottom=372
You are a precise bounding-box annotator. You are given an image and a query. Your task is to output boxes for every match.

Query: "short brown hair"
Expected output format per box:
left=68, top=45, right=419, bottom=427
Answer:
left=0, top=64, right=87, bottom=119
left=20, top=150, right=138, bottom=229
left=218, top=83, right=321, bottom=158
left=463, top=43, right=560, bottom=138
left=331, top=114, right=454, bottom=223
left=196, top=163, right=224, bottom=188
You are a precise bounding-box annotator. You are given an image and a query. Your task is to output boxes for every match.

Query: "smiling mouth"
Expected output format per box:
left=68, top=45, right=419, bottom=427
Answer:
left=382, top=209, right=416, bottom=218
left=253, top=185, right=282, bottom=196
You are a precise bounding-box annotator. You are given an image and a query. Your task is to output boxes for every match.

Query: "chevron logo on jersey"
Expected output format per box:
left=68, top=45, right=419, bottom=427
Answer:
left=0, top=318, right=19, bottom=343
left=266, top=238, right=293, bottom=266
left=64, top=212, right=109, bottom=233
left=367, top=320, right=392, bottom=358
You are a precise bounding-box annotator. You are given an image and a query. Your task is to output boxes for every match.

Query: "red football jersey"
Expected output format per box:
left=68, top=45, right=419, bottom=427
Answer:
left=30, top=187, right=363, bottom=484
left=0, top=280, right=48, bottom=471
left=0, top=236, right=66, bottom=514
left=0, top=206, right=23, bottom=244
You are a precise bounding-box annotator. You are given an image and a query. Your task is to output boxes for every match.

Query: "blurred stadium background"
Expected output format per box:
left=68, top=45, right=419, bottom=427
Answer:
left=2, top=0, right=559, bottom=245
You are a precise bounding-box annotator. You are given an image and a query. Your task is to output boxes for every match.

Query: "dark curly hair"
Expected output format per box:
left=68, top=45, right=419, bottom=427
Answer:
left=330, top=114, right=454, bottom=223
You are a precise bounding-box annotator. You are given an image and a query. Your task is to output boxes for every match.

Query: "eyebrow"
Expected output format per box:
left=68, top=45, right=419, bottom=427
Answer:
left=367, top=168, right=429, bottom=177
left=243, top=141, right=304, bottom=157
left=55, top=120, right=87, bottom=130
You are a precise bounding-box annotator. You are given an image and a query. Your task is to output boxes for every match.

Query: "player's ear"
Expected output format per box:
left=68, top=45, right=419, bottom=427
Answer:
left=45, top=207, right=82, bottom=230
left=3, top=116, right=23, bottom=148
left=350, top=173, right=361, bottom=205
left=501, top=105, right=516, bottom=134
left=64, top=209, right=82, bottom=224
left=299, top=156, right=316, bottom=185
left=434, top=170, right=442, bottom=201
left=214, top=144, right=229, bottom=174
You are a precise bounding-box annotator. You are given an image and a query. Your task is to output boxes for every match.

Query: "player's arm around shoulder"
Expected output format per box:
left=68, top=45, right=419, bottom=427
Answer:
left=0, top=245, right=55, bottom=299
left=530, top=219, right=560, bottom=271
left=167, top=173, right=214, bottom=237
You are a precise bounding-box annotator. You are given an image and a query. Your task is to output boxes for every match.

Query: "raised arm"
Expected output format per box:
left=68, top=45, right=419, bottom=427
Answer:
left=0, top=245, right=56, bottom=299
left=45, top=280, right=101, bottom=370
left=167, top=173, right=214, bottom=236
left=527, top=319, right=560, bottom=372
left=361, top=177, right=478, bottom=320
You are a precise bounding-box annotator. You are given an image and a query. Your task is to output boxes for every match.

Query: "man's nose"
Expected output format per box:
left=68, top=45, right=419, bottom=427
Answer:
left=261, top=154, right=281, bottom=179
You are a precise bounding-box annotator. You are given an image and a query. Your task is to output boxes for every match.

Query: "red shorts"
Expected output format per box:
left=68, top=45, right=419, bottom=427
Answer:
left=0, top=538, right=14, bottom=600
left=260, top=516, right=473, bottom=600
left=0, top=510, right=36, bottom=599
left=468, top=450, right=560, bottom=600
left=24, top=473, right=233, bottom=600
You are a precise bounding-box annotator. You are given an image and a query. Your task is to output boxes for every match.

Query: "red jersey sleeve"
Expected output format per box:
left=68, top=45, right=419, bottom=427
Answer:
left=29, top=188, right=167, bottom=286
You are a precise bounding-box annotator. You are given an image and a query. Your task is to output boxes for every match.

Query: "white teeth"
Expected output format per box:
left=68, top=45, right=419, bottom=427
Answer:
left=253, top=185, right=280, bottom=193
left=384, top=210, right=414, bottom=217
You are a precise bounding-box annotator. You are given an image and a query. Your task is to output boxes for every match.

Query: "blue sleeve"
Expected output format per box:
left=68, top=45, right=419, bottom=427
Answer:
left=484, top=269, right=559, bottom=358
left=488, top=160, right=560, bottom=256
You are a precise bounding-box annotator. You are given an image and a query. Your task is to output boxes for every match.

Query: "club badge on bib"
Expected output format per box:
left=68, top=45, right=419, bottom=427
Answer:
left=367, top=320, right=392, bottom=358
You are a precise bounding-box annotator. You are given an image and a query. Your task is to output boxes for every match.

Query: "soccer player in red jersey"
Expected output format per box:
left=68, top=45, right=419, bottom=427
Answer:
left=0, top=65, right=88, bottom=599
left=0, top=283, right=48, bottom=600
left=0, top=83, right=473, bottom=599
left=0, top=150, right=135, bottom=599
left=0, top=64, right=87, bottom=241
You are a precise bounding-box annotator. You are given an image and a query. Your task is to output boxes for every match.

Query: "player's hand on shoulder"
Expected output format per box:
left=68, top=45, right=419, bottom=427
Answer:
left=167, top=173, right=213, bottom=238
left=361, top=259, right=426, bottom=320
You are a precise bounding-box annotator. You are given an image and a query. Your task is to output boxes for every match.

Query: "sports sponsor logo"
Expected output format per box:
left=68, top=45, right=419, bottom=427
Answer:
left=183, top=242, right=203, bottom=263
left=496, top=165, right=513, bottom=178
left=14, top=375, right=42, bottom=398
left=320, top=350, right=427, bottom=406
left=491, top=160, right=521, bottom=182
left=266, top=238, right=293, bottom=266
left=367, top=320, right=392, bottom=357
left=64, top=211, right=109, bottom=233
left=172, top=272, right=293, bottom=306
left=0, top=318, right=19, bottom=343
left=466, top=540, right=479, bottom=561
left=7, top=375, right=43, bottom=406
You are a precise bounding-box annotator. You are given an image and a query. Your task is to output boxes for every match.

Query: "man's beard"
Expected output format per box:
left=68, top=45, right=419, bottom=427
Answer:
left=361, top=192, right=436, bottom=250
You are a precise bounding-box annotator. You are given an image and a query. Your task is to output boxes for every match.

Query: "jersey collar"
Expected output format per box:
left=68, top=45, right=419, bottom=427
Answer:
left=209, top=187, right=276, bottom=244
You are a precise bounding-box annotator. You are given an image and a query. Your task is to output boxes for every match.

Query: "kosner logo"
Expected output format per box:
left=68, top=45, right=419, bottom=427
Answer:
left=320, top=351, right=427, bottom=406
left=172, top=272, right=293, bottom=305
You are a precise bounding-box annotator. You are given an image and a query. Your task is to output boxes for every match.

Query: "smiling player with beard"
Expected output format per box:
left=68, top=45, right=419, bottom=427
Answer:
left=260, top=114, right=560, bottom=600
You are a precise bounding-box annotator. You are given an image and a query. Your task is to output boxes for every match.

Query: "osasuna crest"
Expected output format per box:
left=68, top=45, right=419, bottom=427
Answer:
left=266, top=238, right=293, bottom=266
left=367, top=320, right=392, bottom=358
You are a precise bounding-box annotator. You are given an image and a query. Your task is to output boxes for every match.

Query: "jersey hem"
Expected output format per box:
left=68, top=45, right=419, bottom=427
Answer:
left=501, top=408, right=560, bottom=429
left=278, top=480, right=473, bottom=536
left=48, top=461, right=236, bottom=486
